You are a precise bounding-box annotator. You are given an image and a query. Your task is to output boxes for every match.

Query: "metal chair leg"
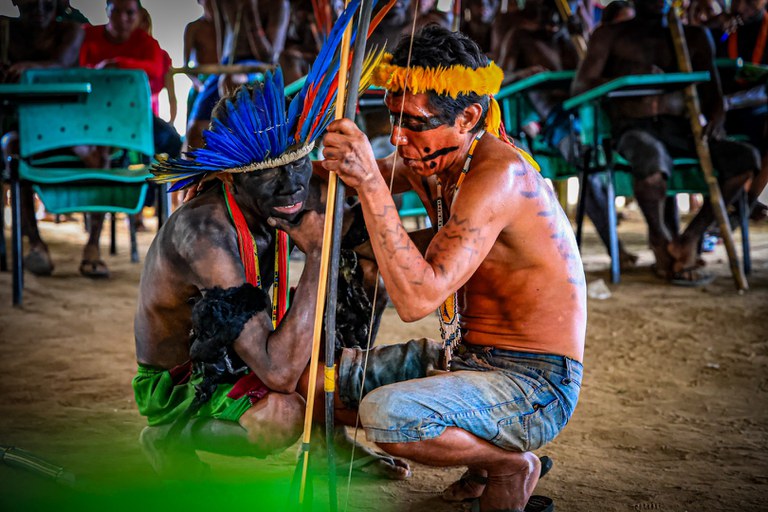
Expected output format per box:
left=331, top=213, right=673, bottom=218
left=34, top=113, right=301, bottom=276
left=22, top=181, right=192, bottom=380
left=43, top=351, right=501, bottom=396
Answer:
left=128, top=213, right=139, bottom=263
left=0, top=187, right=7, bottom=272
left=10, top=175, right=23, bottom=306
left=110, top=213, right=117, bottom=255
left=575, top=147, right=591, bottom=249
left=606, top=167, right=620, bottom=284
left=739, top=189, right=751, bottom=275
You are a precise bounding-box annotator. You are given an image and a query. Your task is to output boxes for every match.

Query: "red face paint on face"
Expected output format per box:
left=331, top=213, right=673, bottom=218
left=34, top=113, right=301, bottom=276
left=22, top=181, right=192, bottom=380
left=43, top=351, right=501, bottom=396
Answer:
left=385, top=91, right=465, bottom=176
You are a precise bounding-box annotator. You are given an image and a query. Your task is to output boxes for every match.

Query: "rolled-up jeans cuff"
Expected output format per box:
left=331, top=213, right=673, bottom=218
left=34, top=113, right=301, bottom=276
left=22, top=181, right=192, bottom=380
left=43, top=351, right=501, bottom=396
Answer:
left=363, top=424, right=446, bottom=444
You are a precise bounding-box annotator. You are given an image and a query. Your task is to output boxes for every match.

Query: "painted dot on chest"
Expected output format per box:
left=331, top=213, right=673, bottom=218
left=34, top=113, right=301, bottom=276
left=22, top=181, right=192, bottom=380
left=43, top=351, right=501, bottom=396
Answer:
left=424, top=147, right=431, bottom=153
left=429, top=162, right=437, bottom=169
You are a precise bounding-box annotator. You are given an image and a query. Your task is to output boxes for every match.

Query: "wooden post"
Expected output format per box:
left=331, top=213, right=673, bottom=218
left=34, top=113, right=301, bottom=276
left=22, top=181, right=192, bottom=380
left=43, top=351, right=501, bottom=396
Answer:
left=667, top=8, right=748, bottom=292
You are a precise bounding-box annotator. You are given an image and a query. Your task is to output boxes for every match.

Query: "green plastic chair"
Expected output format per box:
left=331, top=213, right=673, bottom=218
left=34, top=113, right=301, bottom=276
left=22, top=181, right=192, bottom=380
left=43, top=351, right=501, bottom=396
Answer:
left=10, top=68, right=154, bottom=304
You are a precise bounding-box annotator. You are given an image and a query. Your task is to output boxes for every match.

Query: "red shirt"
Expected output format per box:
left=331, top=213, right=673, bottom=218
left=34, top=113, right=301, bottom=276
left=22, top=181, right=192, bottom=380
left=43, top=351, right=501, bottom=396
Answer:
left=79, top=25, right=166, bottom=114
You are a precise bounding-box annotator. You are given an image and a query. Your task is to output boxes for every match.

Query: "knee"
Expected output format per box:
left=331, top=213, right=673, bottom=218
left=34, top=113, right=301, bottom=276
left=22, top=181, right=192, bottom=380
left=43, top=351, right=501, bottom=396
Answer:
left=241, top=392, right=305, bottom=454
left=359, top=386, right=402, bottom=430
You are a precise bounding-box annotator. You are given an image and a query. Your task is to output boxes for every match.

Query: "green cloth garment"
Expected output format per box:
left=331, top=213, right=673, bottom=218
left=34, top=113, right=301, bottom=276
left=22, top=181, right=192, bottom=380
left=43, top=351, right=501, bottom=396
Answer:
left=132, top=363, right=252, bottom=426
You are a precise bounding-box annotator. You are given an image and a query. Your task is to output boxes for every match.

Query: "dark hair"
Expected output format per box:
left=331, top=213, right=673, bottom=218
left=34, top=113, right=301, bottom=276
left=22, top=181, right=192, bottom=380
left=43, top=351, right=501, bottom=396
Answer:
left=390, top=24, right=490, bottom=133
left=601, top=0, right=634, bottom=23
left=106, top=0, right=143, bottom=9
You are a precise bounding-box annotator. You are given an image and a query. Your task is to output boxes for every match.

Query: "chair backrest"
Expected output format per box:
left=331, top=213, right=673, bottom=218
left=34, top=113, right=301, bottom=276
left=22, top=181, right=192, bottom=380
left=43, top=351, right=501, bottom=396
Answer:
left=18, top=68, right=154, bottom=159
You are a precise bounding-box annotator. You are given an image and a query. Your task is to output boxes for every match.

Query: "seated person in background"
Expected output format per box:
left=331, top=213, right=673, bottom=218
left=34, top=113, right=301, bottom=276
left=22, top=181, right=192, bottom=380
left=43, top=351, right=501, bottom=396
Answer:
left=279, top=0, right=322, bottom=85
left=461, top=0, right=500, bottom=55
left=138, top=7, right=178, bottom=125
left=0, top=0, right=112, bottom=278
left=573, top=0, right=760, bottom=284
left=599, top=0, right=636, bottom=24
left=183, top=0, right=219, bottom=120
left=500, top=0, right=639, bottom=268
left=56, top=0, right=90, bottom=24
left=304, top=25, right=585, bottom=512
left=715, top=0, right=768, bottom=221
left=419, top=0, right=454, bottom=29
left=184, top=0, right=290, bottom=154
left=78, top=0, right=182, bottom=272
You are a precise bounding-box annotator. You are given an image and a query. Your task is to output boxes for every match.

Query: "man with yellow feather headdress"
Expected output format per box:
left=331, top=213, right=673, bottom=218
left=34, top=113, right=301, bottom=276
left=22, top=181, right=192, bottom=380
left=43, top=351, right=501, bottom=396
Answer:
left=315, top=24, right=586, bottom=512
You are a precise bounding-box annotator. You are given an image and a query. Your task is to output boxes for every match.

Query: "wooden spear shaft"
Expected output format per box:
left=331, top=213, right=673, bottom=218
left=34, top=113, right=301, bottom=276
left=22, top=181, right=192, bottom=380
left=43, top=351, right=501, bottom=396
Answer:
left=298, top=1, right=356, bottom=505
left=321, top=3, right=376, bottom=509
left=667, top=8, right=748, bottom=292
left=453, top=0, right=462, bottom=32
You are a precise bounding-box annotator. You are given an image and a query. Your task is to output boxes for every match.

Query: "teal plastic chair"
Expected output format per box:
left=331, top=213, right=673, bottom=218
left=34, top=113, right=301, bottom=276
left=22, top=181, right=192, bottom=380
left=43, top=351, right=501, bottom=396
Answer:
left=10, top=68, right=154, bottom=305
left=563, top=72, right=751, bottom=283
left=396, top=190, right=429, bottom=228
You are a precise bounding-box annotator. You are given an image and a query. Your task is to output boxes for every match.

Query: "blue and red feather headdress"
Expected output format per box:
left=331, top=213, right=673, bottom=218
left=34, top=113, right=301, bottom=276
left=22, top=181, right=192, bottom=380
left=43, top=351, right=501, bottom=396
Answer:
left=151, top=0, right=387, bottom=192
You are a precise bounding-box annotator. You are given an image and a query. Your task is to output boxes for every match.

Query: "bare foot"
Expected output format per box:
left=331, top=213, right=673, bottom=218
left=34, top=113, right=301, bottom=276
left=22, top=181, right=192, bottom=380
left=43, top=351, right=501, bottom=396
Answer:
left=139, top=426, right=209, bottom=480
left=667, top=238, right=700, bottom=274
left=619, top=249, right=639, bottom=271
left=478, top=452, right=540, bottom=512
left=650, top=241, right=675, bottom=279
left=80, top=244, right=109, bottom=279
left=443, top=468, right=488, bottom=502
left=24, top=245, right=54, bottom=276
left=443, top=456, right=553, bottom=503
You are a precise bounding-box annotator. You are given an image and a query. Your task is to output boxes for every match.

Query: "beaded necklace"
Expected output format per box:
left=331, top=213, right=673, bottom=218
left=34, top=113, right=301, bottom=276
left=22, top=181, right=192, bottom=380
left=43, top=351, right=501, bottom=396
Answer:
left=222, top=182, right=289, bottom=327
left=435, top=131, right=484, bottom=366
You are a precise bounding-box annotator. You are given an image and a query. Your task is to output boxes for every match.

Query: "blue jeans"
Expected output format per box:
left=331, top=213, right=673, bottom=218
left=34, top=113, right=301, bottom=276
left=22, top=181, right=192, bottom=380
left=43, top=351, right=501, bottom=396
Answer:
left=340, top=339, right=582, bottom=452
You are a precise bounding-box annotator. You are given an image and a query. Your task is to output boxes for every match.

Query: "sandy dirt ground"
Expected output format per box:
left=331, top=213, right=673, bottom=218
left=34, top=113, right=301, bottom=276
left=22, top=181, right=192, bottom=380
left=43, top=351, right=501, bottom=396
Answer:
left=1, top=211, right=767, bottom=512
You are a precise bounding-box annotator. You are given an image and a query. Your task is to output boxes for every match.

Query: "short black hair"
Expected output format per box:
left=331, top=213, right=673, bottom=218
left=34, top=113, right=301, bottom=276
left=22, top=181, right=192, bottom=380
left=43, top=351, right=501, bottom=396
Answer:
left=106, top=0, right=143, bottom=9
left=390, top=24, right=490, bottom=133
left=601, top=0, right=633, bottom=23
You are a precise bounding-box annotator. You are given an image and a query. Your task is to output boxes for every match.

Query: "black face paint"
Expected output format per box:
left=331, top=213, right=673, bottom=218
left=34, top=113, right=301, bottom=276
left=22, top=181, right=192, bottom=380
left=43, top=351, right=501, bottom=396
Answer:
left=424, top=147, right=431, bottom=153
left=389, top=112, right=447, bottom=132
left=421, top=146, right=460, bottom=162
left=429, top=162, right=437, bottom=169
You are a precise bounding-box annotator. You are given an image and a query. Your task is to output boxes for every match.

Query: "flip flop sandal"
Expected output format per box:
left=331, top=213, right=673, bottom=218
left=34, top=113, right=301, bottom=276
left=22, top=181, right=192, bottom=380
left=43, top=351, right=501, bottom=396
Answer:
left=669, top=267, right=715, bottom=287
left=470, top=495, right=554, bottom=512
left=79, top=259, right=110, bottom=279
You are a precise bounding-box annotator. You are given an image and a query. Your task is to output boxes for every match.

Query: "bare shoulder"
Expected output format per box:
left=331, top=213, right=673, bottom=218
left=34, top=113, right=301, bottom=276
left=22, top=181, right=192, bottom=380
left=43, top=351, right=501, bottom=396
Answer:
left=590, top=21, right=623, bottom=46
left=462, top=135, right=549, bottom=218
left=159, top=191, right=237, bottom=260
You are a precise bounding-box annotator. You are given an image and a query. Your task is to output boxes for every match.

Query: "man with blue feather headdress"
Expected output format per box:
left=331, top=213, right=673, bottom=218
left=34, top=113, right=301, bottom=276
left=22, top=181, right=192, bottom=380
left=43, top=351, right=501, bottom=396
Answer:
left=132, top=1, right=406, bottom=478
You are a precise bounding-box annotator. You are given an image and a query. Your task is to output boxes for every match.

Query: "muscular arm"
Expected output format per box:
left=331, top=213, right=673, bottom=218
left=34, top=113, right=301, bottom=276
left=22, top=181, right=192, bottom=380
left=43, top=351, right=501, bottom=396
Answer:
left=183, top=22, right=203, bottom=89
left=572, top=24, right=614, bottom=95
left=688, top=26, right=726, bottom=136
left=323, top=121, right=514, bottom=321
left=8, top=22, right=83, bottom=79
left=248, top=0, right=290, bottom=64
left=180, top=210, right=321, bottom=393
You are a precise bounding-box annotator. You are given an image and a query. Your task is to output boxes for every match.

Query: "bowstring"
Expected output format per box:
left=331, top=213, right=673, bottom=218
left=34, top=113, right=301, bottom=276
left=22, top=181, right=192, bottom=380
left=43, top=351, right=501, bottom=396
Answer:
left=343, top=2, right=422, bottom=510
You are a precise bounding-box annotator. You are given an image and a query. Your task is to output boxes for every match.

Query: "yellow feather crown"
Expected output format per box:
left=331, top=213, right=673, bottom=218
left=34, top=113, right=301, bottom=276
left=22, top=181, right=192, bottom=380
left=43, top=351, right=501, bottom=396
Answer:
left=372, top=53, right=504, bottom=97
left=371, top=53, right=506, bottom=139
